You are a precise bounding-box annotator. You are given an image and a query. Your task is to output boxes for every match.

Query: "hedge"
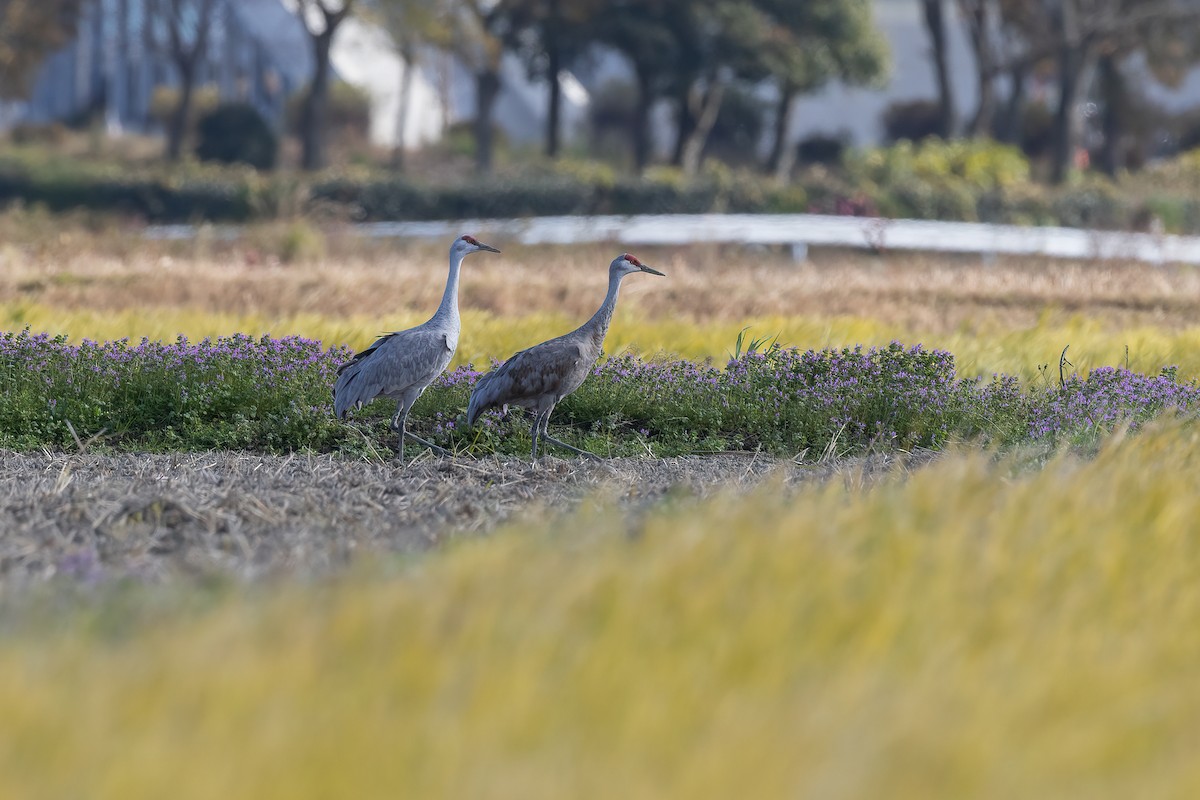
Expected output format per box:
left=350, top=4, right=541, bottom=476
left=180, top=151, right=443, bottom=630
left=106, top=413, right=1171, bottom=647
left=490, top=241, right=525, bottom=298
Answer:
left=4, top=140, right=1200, bottom=232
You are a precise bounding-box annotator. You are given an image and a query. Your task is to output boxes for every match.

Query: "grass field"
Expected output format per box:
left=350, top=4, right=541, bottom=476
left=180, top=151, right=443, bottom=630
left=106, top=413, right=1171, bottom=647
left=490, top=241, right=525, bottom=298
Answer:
left=3, top=216, right=1200, bottom=796
left=2, top=422, right=1199, bottom=798
left=6, top=220, right=1200, bottom=379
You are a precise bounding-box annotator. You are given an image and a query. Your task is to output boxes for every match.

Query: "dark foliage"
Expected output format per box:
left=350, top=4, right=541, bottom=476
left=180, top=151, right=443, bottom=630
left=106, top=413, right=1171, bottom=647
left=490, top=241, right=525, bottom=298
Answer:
left=195, top=104, right=278, bottom=171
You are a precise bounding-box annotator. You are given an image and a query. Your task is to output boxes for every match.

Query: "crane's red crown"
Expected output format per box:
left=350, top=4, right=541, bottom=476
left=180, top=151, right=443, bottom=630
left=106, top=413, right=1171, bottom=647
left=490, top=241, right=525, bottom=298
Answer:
left=461, top=235, right=481, bottom=245
left=620, top=253, right=643, bottom=266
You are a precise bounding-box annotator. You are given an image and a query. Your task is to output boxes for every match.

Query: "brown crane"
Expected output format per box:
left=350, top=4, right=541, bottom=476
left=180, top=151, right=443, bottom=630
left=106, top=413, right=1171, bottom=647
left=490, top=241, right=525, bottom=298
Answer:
left=466, top=252, right=665, bottom=460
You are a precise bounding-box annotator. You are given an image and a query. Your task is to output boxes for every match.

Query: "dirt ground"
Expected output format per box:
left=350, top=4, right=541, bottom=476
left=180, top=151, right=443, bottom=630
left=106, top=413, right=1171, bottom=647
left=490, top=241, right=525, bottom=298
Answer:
left=0, top=449, right=932, bottom=588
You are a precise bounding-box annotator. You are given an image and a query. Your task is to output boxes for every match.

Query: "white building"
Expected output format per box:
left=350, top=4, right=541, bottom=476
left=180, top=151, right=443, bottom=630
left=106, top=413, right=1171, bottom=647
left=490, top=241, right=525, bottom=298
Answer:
left=328, top=16, right=590, bottom=151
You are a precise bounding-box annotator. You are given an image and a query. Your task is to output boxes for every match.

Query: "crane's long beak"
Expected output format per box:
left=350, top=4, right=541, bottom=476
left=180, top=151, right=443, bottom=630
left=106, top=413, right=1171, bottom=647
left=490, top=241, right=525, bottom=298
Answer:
left=478, top=242, right=501, bottom=253
left=640, top=264, right=665, bottom=276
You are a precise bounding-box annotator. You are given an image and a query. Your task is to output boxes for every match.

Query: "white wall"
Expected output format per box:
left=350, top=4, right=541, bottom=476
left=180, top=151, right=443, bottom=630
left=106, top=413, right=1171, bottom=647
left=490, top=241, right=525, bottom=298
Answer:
left=330, top=19, right=445, bottom=149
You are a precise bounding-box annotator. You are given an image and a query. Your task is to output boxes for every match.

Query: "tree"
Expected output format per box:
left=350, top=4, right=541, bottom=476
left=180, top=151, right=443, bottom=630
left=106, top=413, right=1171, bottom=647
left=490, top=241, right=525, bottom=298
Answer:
left=973, top=0, right=1200, bottom=182
left=0, top=0, right=83, bottom=100
left=991, top=0, right=1044, bottom=145
left=293, top=0, right=358, bottom=170
left=145, top=0, right=222, bottom=161
left=595, top=0, right=687, bottom=172
left=760, top=0, right=887, bottom=179
left=1039, top=0, right=1200, bottom=183
left=502, top=0, right=604, bottom=159
left=1095, top=6, right=1200, bottom=174
left=921, top=0, right=956, bottom=138
left=955, top=0, right=997, bottom=136
left=670, top=0, right=773, bottom=176
left=440, top=0, right=513, bottom=173
left=374, top=0, right=447, bottom=169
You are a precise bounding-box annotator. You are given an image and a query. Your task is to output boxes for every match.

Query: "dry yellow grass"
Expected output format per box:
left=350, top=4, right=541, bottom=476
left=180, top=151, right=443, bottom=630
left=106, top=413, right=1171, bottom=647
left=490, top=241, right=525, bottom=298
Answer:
left=6, top=299, right=1200, bottom=381
left=7, top=221, right=1200, bottom=378
left=2, top=421, right=1200, bottom=798
left=6, top=235, right=1200, bottom=331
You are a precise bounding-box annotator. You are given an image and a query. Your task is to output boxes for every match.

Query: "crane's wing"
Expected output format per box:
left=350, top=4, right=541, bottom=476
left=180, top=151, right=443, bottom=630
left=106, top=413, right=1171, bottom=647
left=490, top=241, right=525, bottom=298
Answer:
left=467, top=338, right=584, bottom=425
left=334, top=327, right=453, bottom=419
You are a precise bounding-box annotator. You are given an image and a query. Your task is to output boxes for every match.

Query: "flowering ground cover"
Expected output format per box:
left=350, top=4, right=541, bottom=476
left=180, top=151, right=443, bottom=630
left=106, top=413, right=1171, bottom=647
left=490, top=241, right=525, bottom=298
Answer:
left=2, top=328, right=1197, bottom=457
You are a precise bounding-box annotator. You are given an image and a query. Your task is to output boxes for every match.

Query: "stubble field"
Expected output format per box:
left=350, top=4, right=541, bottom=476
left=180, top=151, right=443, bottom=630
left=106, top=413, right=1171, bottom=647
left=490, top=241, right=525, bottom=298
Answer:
left=4, top=217, right=1200, bottom=797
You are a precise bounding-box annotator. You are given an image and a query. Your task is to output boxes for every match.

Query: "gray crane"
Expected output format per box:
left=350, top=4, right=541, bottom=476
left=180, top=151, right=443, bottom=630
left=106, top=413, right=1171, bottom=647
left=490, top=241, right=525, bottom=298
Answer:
left=334, top=234, right=500, bottom=460
left=466, top=252, right=664, bottom=460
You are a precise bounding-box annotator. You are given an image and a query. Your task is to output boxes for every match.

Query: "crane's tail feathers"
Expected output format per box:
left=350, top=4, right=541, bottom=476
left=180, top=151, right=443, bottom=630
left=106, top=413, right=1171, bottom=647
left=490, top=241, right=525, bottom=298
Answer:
left=466, top=370, right=505, bottom=427
left=333, top=361, right=375, bottom=420
left=465, top=392, right=486, bottom=427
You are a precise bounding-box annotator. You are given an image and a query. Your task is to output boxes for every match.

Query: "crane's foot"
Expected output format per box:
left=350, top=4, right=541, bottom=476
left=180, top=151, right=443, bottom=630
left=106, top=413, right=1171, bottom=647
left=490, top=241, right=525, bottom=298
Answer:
left=405, top=432, right=451, bottom=458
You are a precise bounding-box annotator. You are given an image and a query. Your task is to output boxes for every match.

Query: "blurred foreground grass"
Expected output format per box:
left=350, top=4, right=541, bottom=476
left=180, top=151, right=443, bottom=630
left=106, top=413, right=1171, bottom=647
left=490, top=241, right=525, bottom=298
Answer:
left=6, top=299, right=1200, bottom=380
left=3, top=421, right=1200, bottom=798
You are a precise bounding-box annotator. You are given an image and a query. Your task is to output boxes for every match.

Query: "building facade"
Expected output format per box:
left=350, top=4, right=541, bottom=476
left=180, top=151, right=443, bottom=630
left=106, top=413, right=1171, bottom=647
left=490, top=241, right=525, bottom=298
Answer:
left=16, top=0, right=311, bottom=135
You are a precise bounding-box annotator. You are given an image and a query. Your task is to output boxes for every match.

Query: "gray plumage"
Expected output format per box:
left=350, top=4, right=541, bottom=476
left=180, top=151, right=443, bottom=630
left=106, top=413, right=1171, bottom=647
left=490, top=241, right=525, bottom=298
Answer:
left=334, top=234, right=499, bottom=459
left=467, top=253, right=665, bottom=460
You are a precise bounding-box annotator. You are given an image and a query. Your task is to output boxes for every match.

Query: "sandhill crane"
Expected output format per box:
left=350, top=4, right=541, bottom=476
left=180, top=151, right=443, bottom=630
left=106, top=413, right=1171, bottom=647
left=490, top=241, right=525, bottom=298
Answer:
left=334, top=234, right=500, bottom=460
left=467, top=252, right=664, bottom=460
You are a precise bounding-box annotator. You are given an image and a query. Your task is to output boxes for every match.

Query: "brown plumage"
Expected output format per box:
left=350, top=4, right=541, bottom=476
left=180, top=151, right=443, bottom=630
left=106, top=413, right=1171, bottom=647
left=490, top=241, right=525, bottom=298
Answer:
left=467, top=253, right=665, bottom=460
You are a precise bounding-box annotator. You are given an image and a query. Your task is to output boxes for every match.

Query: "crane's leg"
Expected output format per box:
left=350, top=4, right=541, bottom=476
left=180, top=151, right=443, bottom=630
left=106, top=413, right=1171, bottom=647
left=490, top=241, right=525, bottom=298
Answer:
left=390, top=402, right=450, bottom=460
left=405, top=431, right=450, bottom=458
left=538, top=409, right=601, bottom=462
left=389, top=404, right=409, bottom=462
left=529, top=411, right=543, bottom=461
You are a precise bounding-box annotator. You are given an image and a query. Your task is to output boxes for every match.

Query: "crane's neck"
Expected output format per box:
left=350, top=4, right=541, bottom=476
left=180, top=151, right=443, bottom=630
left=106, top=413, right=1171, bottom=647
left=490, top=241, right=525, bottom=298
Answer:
left=583, top=270, right=624, bottom=348
left=432, top=249, right=465, bottom=324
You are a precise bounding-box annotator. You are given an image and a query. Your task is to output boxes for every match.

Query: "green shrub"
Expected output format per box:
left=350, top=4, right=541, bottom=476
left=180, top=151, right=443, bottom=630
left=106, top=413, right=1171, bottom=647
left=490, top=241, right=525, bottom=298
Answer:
left=1050, top=178, right=1125, bottom=229
left=10, top=138, right=1200, bottom=233
left=0, top=152, right=263, bottom=222
left=286, top=82, right=371, bottom=141
left=274, top=220, right=326, bottom=263
left=195, top=104, right=278, bottom=171
left=882, top=99, right=944, bottom=143
left=797, top=133, right=847, bottom=167
left=849, top=139, right=1030, bottom=191
left=6, top=122, right=69, bottom=146
left=149, top=84, right=220, bottom=130
left=1018, top=102, right=1056, bottom=160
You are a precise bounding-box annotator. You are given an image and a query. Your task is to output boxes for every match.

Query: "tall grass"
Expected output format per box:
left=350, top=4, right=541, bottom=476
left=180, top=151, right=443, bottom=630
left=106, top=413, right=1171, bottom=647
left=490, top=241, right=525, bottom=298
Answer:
left=3, top=421, right=1200, bottom=798
left=6, top=300, right=1200, bottom=381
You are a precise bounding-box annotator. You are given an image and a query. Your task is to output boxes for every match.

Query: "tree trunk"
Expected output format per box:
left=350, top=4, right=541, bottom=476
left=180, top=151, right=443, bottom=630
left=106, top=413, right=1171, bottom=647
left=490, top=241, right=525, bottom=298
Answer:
left=959, top=0, right=995, bottom=136
left=1097, top=53, right=1123, bottom=176
left=543, top=0, right=563, bottom=158
left=392, top=48, right=415, bottom=170
left=166, top=59, right=195, bottom=161
left=680, top=77, right=726, bottom=176
left=301, top=29, right=334, bottom=171
left=765, top=86, right=796, bottom=178
left=1050, top=2, right=1086, bottom=184
left=632, top=65, right=653, bottom=172
left=670, top=84, right=694, bottom=167
left=1050, top=54, right=1082, bottom=184
left=544, top=44, right=562, bottom=158
left=996, top=65, right=1026, bottom=144
left=474, top=68, right=501, bottom=173
left=922, top=0, right=956, bottom=138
